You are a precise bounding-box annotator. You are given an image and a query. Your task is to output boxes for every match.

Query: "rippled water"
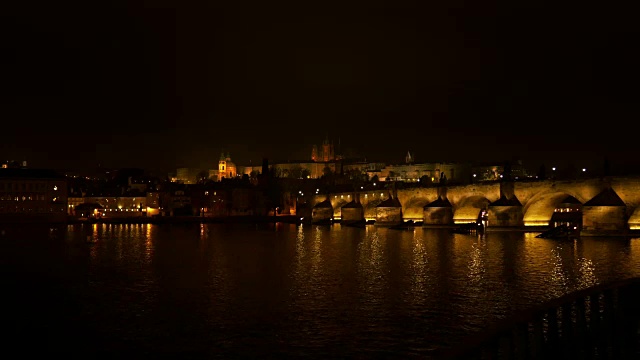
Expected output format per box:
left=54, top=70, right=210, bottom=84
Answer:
left=1, top=223, right=639, bottom=358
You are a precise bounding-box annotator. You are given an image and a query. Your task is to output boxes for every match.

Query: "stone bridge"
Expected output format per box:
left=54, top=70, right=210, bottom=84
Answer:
left=305, top=176, right=640, bottom=234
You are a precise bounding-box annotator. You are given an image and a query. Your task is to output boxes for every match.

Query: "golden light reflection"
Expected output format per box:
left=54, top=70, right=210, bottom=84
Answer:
left=549, top=246, right=568, bottom=299
left=410, top=229, right=428, bottom=296
left=144, top=224, right=153, bottom=262
left=369, top=230, right=383, bottom=269
left=468, top=237, right=486, bottom=285
left=356, top=227, right=386, bottom=302
left=576, top=257, right=597, bottom=289
left=570, top=239, right=598, bottom=290
left=310, top=226, right=323, bottom=275
left=88, top=223, right=99, bottom=260
left=290, top=223, right=310, bottom=301
left=296, top=224, right=306, bottom=262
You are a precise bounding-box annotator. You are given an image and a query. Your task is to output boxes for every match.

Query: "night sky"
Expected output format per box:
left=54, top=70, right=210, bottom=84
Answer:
left=2, top=1, right=639, bottom=173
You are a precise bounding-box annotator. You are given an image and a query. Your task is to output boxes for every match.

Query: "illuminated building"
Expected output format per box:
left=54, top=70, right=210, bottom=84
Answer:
left=551, top=195, right=582, bottom=228
left=68, top=195, right=147, bottom=218
left=209, top=153, right=237, bottom=181
left=311, top=136, right=339, bottom=162
left=371, top=160, right=471, bottom=184
left=471, top=160, right=531, bottom=182
left=0, top=168, right=68, bottom=222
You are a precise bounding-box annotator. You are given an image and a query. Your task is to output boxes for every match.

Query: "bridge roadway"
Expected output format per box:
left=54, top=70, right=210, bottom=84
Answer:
left=306, top=176, right=640, bottom=234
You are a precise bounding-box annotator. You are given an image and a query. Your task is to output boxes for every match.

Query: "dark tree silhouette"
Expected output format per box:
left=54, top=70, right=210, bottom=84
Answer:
left=196, top=170, right=210, bottom=184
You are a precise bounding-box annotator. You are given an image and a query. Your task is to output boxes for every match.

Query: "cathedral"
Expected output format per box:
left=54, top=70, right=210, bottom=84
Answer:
left=311, top=136, right=340, bottom=162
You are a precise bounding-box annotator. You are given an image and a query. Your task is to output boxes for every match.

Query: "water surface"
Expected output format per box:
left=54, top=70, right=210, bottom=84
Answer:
left=1, top=223, right=638, bottom=358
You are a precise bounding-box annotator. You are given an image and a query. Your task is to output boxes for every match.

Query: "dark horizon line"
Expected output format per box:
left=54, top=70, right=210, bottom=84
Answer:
left=9, top=159, right=638, bottom=177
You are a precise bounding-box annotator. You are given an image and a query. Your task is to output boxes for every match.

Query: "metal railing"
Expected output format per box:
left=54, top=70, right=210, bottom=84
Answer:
left=438, top=277, right=640, bottom=359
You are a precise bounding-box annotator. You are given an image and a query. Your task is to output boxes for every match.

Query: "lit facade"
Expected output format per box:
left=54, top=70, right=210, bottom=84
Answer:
left=311, top=137, right=340, bottom=162
left=471, top=161, right=531, bottom=181
left=370, top=162, right=470, bottom=183
left=209, top=153, right=238, bottom=181
left=68, top=196, right=147, bottom=217
left=0, top=168, right=68, bottom=222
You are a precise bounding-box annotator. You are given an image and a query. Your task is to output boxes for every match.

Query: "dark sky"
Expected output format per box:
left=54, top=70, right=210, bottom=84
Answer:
left=2, top=1, right=639, bottom=173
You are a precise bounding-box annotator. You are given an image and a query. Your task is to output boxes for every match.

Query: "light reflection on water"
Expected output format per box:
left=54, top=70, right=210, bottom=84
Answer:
left=0, top=223, right=639, bottom=358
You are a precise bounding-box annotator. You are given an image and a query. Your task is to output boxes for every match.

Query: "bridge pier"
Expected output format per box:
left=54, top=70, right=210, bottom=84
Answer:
left=375, top=187, right=403, bottom=227
left=311, top=195, right=334, bottom=224
left=296, top=201, right=312, bottom=223
left=487, top=181, right=524, bottom=228
left=423, top=196, right=453, bottom=226
left=341, top=192, right=365, bottom=226
left=581, top=187, right=627, bottom=236
left=487, top=205, right=524, bottom=228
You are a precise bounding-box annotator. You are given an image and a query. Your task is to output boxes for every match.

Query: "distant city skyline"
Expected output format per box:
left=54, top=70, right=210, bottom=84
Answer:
left=0, top=145, right=626, bottom=180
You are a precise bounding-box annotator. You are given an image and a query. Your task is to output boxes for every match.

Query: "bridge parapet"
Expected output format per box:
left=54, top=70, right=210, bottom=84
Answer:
left=437, top=277, right=640, bottom=359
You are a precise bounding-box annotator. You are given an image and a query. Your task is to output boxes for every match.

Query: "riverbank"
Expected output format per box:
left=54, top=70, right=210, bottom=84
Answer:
left=66, top=215, right=304, bottom=225
left=3, top=216, right=640, bottom=237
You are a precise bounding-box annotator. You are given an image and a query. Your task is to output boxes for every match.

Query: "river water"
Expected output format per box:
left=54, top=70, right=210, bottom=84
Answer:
left=1, top=223, right=639, bottom=358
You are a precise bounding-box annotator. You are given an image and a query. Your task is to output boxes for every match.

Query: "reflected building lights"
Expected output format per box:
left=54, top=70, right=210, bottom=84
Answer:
left=549, top=247, right=568, bottom=298
left=88, top=223, right=100, bottom=261
left=572, top=239, right=597, bottom=290
left=145, top=224, right=153, bottom=261
left=467, top=239, right=486, bottom=285
left=410, top=229, right=428, bottom=297
left=576, top=258, right=597, bottom=289
left=296, top=224, right=306, bottom=262
left=290, top=223, right=309, bottom=301
left=310, top=226, right=323, bottom=276
left=369, top=230, right=382, bottom=269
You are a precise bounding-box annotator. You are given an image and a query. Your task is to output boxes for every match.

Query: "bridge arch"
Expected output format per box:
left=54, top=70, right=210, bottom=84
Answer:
left=404, top=196, right=432, bottom=220
left=330, top=195, right=351, bottom=219
left=453, top=195, right=491, bottom=224
left=363, top=197, right=385, bottom=220
left=522, top=189, right=587, bottom=227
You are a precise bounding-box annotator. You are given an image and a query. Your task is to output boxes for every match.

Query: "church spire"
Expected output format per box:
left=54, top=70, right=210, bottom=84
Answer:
left=405, top=151, right=413, bottom=164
